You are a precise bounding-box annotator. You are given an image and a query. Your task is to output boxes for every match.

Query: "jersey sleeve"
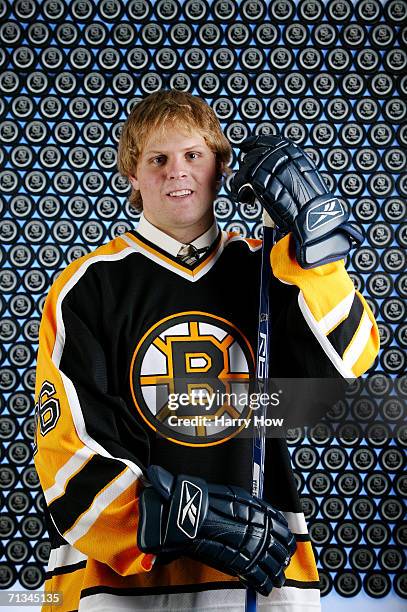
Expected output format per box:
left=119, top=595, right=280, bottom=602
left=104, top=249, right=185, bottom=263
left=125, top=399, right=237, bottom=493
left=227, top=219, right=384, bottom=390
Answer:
left=33, top=263, right=155, bottom=577
left=269, top=233, right=379, bottom=378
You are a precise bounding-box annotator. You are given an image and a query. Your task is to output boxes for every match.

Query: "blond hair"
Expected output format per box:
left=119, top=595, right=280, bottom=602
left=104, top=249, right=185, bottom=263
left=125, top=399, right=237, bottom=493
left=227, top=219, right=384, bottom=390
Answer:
left=117, top=89, right=233, bottom=212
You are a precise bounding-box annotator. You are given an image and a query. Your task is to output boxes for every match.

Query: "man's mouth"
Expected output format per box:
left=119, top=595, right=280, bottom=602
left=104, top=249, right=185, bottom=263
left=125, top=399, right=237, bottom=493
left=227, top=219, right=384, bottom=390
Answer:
left=167, top=189, right=194, bottom=199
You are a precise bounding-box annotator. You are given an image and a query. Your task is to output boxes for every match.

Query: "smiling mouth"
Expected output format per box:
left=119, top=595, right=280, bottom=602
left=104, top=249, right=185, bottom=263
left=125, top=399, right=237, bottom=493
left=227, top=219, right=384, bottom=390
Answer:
left=166, top=189, right=194, bottom=198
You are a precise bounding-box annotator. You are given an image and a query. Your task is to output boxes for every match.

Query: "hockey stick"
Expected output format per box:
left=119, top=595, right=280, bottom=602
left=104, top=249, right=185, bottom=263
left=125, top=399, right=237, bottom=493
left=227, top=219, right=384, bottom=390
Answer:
left=246, top=209, right=276, bottom=612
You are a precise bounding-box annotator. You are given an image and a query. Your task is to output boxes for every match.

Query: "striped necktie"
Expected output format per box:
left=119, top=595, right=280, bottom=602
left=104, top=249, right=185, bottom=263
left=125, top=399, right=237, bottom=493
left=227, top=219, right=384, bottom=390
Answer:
left=177, top=244, right=209, bottom=266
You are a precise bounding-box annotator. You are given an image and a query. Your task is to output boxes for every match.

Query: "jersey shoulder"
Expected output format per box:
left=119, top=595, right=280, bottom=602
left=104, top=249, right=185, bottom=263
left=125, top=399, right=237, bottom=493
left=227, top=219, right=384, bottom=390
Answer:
left=223, top=231, right=262, bottom=252
left=48, top=234, right=130, bottom=298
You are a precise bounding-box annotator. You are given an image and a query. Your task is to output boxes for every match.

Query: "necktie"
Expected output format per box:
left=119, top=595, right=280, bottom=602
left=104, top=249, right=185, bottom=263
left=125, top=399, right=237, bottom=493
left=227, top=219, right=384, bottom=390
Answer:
left=177, top=244, right=209, bottom=266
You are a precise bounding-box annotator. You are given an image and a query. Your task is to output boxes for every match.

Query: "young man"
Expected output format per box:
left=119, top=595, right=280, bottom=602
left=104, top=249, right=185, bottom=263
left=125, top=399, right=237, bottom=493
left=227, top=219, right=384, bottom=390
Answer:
left=34, top=90, right=379, bottom=611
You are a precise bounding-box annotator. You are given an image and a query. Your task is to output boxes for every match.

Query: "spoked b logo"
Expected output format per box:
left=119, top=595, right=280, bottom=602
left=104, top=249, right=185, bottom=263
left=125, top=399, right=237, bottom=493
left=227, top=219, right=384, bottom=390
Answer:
left=130, top=312, right=255, bottom=446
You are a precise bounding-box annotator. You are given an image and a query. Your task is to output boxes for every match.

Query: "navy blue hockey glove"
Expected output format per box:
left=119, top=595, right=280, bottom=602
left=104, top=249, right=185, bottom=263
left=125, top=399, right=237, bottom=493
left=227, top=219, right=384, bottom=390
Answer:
left=137, top=465, right=296, bottom=597
left=231, top=134, right=364, bottom=269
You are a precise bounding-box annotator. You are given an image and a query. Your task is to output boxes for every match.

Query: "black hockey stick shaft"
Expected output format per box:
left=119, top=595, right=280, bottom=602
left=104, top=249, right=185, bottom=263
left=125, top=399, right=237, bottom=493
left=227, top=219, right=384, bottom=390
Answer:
left=246, top=211, right=275, bottom=612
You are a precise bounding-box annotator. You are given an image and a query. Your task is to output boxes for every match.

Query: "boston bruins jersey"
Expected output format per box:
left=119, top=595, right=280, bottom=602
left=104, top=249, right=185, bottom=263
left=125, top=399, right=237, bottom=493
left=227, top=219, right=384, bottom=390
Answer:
left=34, top=224, right=379, bottom=612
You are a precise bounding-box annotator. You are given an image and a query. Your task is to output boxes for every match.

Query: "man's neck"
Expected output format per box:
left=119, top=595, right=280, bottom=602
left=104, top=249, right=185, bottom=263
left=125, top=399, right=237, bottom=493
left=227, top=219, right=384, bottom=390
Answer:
left=143, top=213, right=215, bottom=245
left=136, top=213, right=219, bottom=258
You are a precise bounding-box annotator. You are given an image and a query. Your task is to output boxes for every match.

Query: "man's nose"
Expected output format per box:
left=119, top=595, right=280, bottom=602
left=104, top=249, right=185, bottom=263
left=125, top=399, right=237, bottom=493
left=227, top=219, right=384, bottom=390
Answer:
left=167, top=156, right=188, bottom=179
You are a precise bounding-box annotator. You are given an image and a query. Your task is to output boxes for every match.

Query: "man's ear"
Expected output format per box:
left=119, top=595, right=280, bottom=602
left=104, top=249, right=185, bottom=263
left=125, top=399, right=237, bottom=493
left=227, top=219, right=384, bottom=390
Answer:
left=216, top=158, right=224, bottom=179
left=216, top=161, right=225, bottom=183
left=214, top=162, right=223, bottom=195
left=129, top=175, right=139, bottom=190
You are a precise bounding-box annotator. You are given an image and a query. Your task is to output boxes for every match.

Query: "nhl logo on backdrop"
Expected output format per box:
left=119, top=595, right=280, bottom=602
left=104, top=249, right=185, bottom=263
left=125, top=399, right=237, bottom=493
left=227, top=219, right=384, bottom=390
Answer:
left=130, top=311, right=255, bottom=446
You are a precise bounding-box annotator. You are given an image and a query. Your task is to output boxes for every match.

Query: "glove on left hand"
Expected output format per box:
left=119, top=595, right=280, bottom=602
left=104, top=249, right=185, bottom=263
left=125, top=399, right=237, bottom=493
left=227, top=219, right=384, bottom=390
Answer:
left=231, top=134, right=364, bottom=268
left=137, top=465, right=296, bottom=597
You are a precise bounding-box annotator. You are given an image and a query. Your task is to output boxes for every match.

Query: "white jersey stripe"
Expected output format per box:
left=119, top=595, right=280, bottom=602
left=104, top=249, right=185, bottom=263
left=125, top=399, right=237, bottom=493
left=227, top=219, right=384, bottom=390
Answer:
left=298, top=292, right=355, bottom=378
left=45, top=445, right=94, bottom=504
left=78, top=586, right=321, bottom=611
left=64, top=468, right=136, bottom=544
left=47, top=544, right=87, bottom=572
left=343, top=311, right=373, bottom=370
left=317, top=288, right=355, bottom=334
left=281, top=511, right=309, bottom=535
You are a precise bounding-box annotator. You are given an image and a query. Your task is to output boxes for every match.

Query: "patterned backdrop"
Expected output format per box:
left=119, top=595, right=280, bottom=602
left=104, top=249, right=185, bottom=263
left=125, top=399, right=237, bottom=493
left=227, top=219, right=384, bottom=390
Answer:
left=0, top=0, right=406, bottom=602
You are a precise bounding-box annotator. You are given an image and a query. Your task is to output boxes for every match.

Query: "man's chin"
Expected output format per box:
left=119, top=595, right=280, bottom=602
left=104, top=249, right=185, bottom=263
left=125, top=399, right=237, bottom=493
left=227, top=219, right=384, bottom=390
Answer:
left=144, top=198, right=214, bottom=232
left=165, top=199, right=212, bottom=221
left=167, top=213, right=207, bottom=229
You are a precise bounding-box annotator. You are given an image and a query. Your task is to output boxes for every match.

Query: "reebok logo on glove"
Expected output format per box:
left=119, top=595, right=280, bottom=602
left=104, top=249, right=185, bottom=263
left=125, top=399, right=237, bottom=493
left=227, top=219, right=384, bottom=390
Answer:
left=177, top=480, right=202, bottom=538
left=306, top=198, right=345, bottom=232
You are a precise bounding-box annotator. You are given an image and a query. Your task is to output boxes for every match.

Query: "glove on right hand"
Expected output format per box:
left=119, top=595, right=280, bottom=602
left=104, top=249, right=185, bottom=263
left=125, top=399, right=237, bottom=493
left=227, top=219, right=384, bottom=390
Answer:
left=231, top=134, right=364, bottom=269
left=137, top=465, right=296, bottom=597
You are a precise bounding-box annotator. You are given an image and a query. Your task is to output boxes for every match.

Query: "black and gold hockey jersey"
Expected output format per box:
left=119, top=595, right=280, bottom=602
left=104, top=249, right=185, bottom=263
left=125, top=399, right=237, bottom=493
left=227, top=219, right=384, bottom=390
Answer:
left=34, top=223, right=379, bottom=612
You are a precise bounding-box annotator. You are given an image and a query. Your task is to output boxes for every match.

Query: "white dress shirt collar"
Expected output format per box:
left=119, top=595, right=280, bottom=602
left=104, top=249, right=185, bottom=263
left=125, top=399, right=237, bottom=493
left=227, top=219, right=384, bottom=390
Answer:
left=135, top=213, right=219, bottom=257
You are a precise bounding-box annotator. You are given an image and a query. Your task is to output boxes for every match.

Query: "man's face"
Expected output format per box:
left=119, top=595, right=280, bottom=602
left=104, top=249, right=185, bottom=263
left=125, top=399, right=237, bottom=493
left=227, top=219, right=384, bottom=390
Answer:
left=129, top=125, right=218, bottom=236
